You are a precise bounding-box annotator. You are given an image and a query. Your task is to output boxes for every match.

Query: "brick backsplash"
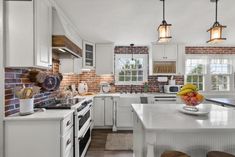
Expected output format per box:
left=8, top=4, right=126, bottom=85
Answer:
left=4, top=68, right=59, bottom=116
left=115, top=46, right=148, bottom=54
left=186, top=47, right=235, bottom=54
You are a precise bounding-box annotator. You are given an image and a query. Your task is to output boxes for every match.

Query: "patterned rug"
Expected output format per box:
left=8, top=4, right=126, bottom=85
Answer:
left=105, top=133, right=133, bottom=151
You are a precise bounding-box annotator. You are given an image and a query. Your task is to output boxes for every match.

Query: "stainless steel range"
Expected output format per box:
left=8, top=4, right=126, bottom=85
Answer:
left=35, top=97, right=93, bottom=157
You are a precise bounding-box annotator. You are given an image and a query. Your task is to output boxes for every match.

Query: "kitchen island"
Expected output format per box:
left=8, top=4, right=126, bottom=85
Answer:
left=132, top=103, right=235, bottom=157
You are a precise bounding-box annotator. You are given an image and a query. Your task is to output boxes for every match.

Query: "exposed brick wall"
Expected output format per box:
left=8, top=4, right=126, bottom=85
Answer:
left=186, top=47, right=235, bottom=54
left=5, top=68, right=59, bottom=116
left=60, top=74, right=80, bottom=90
left=77, top=70, right=114, bottom=93
left=115, top=46, right=148, bottom=54
left=4, top=54, right=61, bottom=116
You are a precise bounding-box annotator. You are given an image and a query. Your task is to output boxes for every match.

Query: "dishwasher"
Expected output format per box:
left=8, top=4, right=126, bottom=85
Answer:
left=153, top=95, right=177, bottom=104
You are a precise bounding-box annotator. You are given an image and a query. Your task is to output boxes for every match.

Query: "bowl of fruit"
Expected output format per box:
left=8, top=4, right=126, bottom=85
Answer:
left=177, top=84, right=204, bottom=112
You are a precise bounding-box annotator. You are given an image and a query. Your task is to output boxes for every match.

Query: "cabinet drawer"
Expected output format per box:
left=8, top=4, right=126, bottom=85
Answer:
left=61, top=114, right=73, bottom=135
left=61, top=128, right=73, bottom=157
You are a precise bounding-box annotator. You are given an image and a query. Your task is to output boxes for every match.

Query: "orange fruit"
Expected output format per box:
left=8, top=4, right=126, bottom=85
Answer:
left=196, top=93, right=204, bottom=101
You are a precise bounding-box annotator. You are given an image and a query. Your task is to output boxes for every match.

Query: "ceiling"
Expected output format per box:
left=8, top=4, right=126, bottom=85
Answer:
left=56, top=0, right=235, bottom=46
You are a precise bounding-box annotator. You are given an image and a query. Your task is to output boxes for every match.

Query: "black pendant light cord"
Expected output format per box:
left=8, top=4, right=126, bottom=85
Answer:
left=163, top=0, right=165, bottom=22
left=215, top=0, right=218, bottom=23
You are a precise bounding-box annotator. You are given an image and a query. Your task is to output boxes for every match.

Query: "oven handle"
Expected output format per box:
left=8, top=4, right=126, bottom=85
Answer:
left=78, top=103, right=93, bottom=119
left=78, top=121, right=91, bottom=140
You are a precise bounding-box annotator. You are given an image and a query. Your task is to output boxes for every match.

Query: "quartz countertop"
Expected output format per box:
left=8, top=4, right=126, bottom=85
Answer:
left=4, top=110, right=74, bottom=121
left=132, top=103, right=235, bottom=131
left=206, top=98, right=235, bottom=107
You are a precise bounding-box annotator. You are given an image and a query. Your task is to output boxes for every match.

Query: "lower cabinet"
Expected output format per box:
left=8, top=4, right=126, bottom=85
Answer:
left=93, top=97, right=113, bottom=127
left=4, top=112, right=74, bottom=157
left=116, top=96, right=140, bottom=128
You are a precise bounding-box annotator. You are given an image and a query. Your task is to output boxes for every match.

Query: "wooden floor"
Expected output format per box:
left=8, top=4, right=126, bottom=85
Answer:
left=85, top=129, right=133, bottom=157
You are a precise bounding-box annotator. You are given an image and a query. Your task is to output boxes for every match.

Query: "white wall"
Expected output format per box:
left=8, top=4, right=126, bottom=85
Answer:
left=0, top=0, right=4, bottom=156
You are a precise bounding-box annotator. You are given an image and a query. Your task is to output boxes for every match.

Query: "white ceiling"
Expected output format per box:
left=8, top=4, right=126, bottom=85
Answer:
left=56, top=0, right=235, bottom=46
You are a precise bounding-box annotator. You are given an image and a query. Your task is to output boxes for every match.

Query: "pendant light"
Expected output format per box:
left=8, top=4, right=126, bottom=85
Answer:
left=158, top=0, right=172, bottom=43
left=130, top=44, right=135, bottom=65
left=207, top=0, right=226, bottom=43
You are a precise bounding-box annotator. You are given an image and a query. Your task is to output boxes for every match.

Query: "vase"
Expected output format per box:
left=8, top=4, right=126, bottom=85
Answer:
left=19, top=98, right=34, bottom=116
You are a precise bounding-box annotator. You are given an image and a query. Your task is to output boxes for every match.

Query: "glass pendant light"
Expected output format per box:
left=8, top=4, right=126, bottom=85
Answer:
left=207, top=0, right=226, bottom=43
left=158, top=0, right=172, bottom=43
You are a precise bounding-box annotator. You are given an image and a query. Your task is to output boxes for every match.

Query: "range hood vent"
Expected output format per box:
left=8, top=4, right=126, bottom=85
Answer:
left=52, top=8, right=82, bottom=58
left=52, top=35, right=82, bottom=58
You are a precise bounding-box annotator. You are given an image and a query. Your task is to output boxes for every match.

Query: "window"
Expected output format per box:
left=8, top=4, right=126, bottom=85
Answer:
left=185, top=56, right=234, bottom=92
left=185, top=59, right=206, bottom=90
left=115, top=54, right=148, bottom=85
left=210, top=59, right=232, bottom=91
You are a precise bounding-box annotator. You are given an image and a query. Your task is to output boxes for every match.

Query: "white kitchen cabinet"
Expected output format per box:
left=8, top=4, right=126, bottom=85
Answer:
left=93, top=97, right=113, bottom=127
left=5, top=0, right=52, bottom=68
left=60, top=58, right=82, bottom=74
left=96, top=44, right=114, bottom=75
left=152, top=44, right=177, bottom=61
left=117, top=96, right=140, bottom=128
left=93, top=97, right=105, bottom=126
left=104, top=97, right=113, bottom=126
left=5, top=111, right=74, bottom=157
left=177, top=44, right=186, bottom=75
left=83, top=41, right=95, bottom=69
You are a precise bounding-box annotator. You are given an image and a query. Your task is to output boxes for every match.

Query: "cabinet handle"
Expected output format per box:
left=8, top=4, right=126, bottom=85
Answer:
left=66, top=138, right=71, bottom=146
left=66, top=120, right=71, bottom=127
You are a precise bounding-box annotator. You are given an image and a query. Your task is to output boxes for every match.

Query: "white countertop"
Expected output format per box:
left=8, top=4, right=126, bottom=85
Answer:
left=132, top=103, right=235, bottom=131
left=4, top=110, right=74, bottom=121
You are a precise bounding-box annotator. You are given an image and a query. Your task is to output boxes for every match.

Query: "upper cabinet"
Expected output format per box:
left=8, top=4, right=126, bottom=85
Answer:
left=83, top=41, right=95, bottom=69
left=150, top=44, right=185, bottom=75
left=5, top=0, right=52, bottom=68
left=96, top=44, right=114, bottom=75
left=60, top=57, right=82, bottom=74
left=152, top=44, right=177, bottom=61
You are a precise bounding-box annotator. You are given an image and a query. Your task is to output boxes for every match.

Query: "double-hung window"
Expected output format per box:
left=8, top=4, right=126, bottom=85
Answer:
left=185, top=55, right=234, bottom=92
left=115, top=54, right=148, bottom=85
left=210, top=59, right=232, bottom=91
left=185, top=59, right=206, bottom=91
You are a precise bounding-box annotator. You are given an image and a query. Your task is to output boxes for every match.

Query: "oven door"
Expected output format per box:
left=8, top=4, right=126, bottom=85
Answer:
left=75, top=103, right=92, bottom=137
left=75, top=123, right=91, bottom=157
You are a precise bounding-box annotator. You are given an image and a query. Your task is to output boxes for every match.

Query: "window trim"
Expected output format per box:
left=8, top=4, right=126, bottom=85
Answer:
left=115, top=54, right=148, bottom=85
left=185, top=54, right=235, bottom=93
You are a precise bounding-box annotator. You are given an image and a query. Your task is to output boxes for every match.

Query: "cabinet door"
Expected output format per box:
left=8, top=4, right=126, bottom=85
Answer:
left=96, top=44, right=114, bottom=75
left=93, top=98, right=105, bottom=126
left=5, top=1, right=34, bottom=67
left=164, top=45, right=177, bottom=60
left=59, top=58, right=74, bottom=73
left=73, top=58, right=82, bottom=74
left=152, top=45, right=165, bottom=61
left=83, top=41, right=95, bottom=68
left=116, top=97, right=139, bottom=128
left=104, top=97, right=113, bottom=126
left=35, top=0, right=52, bottom=68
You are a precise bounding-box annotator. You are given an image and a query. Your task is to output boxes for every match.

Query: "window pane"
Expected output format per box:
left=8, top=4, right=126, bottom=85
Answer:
left=185, top=59, right=206, bottom=75
left=125, top=76, right=131, bottom=81
left=211, top=75, right=229, bottom=91
left=210, top=59, right=231, bottom=74
left=119, top=76, right=124, bottom=81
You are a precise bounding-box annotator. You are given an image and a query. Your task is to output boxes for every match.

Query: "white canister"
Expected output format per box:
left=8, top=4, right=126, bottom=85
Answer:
left=19, top=98, right=34, bottom=116
left=169, top=80, right=176, bottom=85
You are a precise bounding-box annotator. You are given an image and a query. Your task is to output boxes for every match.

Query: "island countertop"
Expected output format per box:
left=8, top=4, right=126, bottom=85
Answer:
left=206, top=98, right=235, bottom=107
left=132, top=103, right=235, bottom=131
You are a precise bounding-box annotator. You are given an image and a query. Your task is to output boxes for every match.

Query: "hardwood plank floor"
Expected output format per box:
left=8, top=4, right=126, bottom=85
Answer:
left=85, top=129, right=133, bottom=157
